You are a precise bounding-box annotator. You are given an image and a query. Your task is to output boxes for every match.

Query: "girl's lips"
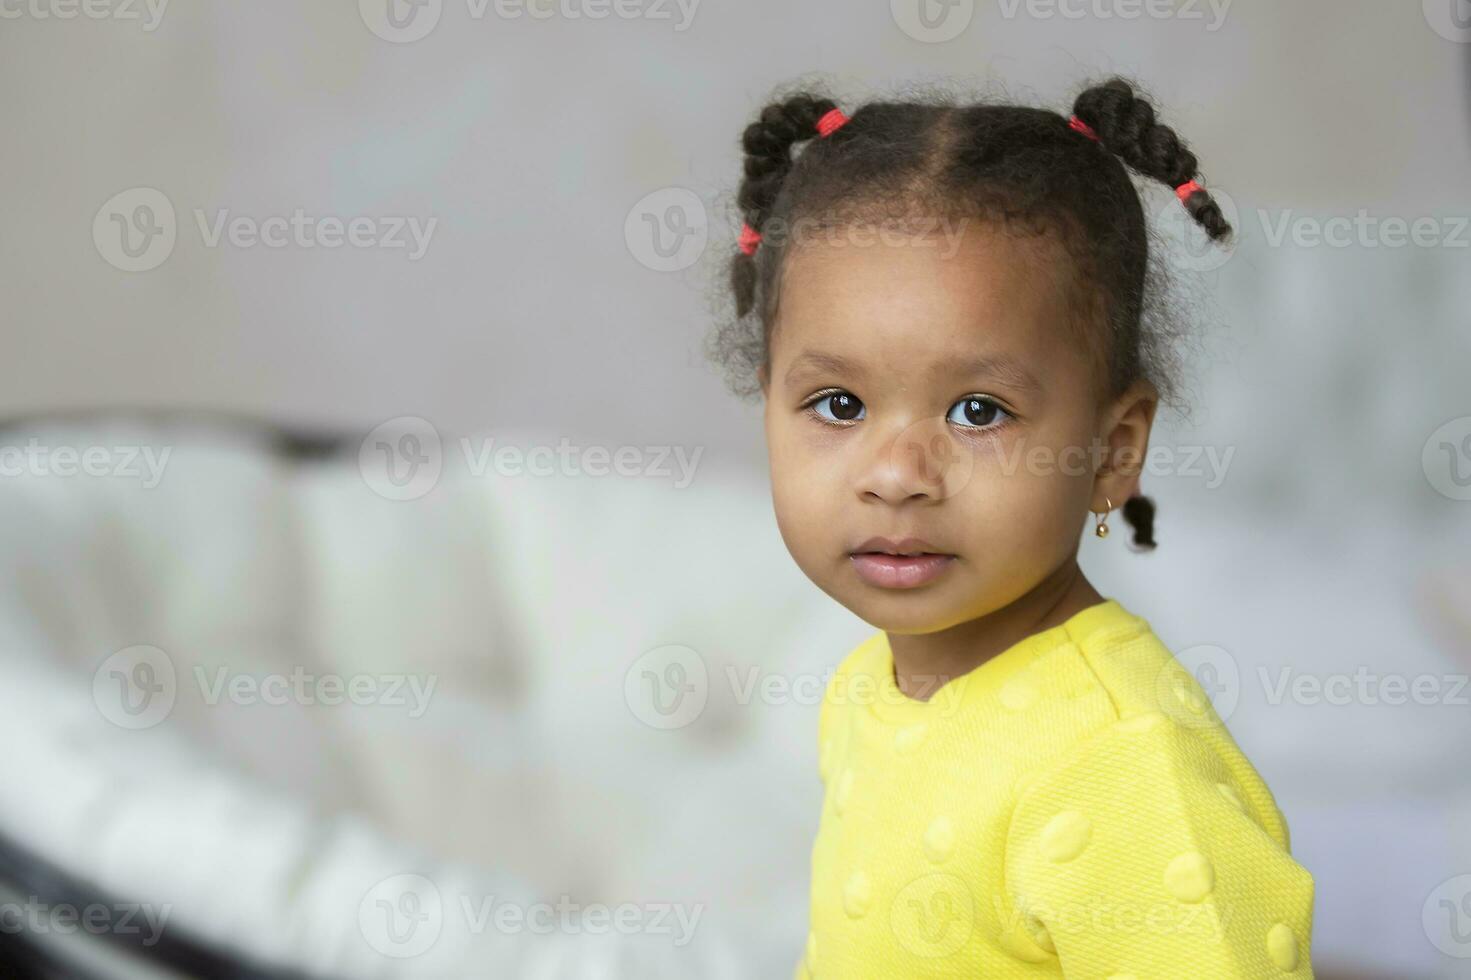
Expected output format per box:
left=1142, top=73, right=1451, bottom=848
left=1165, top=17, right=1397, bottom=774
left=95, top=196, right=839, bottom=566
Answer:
left=849, top=552, right=957, bottom=589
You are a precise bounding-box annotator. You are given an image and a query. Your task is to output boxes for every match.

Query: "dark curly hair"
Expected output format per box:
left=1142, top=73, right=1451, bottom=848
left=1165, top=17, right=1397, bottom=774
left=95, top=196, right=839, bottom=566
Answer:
left=708, top=77, right=1232, bottom=550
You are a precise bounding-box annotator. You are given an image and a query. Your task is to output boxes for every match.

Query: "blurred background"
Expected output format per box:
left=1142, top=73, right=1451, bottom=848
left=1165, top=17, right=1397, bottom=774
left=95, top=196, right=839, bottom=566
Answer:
left=1, top=1, right=1469, bottom=977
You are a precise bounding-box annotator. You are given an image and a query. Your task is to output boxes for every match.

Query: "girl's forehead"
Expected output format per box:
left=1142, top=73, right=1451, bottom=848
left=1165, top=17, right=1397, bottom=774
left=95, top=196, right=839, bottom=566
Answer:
left=773, top=235, right=1077, bottom=369
left=778, top=227, right=1073, bottom=332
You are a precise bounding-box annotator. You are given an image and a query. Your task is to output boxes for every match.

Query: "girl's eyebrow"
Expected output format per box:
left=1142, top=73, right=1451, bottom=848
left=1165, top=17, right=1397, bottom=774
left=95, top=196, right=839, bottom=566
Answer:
left=784, top=350, right=864, bottom=386
left=935, top=354, right=1043, bottom=393
left=784, top=349, right=1042, bottom=393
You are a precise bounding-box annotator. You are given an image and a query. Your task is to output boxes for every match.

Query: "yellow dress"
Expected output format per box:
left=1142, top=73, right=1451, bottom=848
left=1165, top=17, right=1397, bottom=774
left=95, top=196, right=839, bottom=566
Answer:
left=795, top=598, right=1316, bottom=979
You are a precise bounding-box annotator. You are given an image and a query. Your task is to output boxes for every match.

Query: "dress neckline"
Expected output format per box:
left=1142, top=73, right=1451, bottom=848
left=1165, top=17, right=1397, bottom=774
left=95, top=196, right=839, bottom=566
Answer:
left=863, top=598, right=1137, bottom=725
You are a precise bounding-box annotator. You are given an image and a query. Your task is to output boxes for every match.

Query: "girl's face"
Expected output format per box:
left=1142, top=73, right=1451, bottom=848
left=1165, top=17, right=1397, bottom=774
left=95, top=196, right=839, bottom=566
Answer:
left=760, top=222, right=1146, bottom=635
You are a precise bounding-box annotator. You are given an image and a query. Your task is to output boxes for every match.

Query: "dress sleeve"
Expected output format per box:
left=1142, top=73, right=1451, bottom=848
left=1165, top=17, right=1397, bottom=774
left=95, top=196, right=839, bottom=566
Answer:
left=1002, top=711, right=1317, bottom=979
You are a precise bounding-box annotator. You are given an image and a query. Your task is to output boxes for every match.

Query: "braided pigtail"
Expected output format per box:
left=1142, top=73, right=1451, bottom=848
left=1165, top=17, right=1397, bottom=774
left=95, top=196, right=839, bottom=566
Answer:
left=1067, top=76, right=1231, bottom=550
left=1071, top=77, right=1231, bottom=242
left=1122, top=494, right=1157, bottom=550
left=729, top=95, right=843, bottom=319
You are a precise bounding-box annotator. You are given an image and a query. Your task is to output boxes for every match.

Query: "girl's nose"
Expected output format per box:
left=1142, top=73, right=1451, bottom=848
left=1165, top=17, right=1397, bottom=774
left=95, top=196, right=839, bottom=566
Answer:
left=854, top=417, right=972, bottom=505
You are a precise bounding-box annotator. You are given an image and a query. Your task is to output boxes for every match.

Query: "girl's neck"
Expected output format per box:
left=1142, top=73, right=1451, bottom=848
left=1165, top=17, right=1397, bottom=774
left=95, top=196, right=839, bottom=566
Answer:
left=886, top=562, right=1104, bottom=702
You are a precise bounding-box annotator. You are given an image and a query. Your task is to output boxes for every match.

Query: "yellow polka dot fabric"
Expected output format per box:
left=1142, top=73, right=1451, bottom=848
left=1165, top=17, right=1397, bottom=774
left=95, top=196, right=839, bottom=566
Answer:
left=795, top=599, right=1316, bottom=979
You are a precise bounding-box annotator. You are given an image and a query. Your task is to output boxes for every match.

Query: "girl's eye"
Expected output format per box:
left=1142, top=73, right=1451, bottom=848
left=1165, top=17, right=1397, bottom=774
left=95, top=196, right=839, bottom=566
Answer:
left=947, top=395, right=1011, bottom=430
left=808, top=391, right=865, bottom=423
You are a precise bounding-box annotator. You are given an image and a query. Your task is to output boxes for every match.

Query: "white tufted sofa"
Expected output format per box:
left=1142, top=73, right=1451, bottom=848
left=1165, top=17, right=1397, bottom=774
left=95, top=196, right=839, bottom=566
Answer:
left=0, top=413, right=871, bottom=978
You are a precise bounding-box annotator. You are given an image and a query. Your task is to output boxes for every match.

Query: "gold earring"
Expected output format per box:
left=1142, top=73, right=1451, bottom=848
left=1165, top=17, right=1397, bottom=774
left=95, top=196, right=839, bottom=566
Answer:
left=1094, top=496, right=1113, bottom=538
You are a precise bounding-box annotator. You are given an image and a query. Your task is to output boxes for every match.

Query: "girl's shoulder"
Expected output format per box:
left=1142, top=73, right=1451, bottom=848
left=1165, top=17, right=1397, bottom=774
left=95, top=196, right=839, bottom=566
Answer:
left=1061, top=602, right=1297, bottom=848
left=1001, top=696, right=1317, bottom=975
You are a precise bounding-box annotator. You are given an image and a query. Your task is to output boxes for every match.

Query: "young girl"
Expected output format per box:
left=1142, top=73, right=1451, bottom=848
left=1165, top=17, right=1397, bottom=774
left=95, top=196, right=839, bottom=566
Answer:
left=711, top=78, right=1317, bottom=978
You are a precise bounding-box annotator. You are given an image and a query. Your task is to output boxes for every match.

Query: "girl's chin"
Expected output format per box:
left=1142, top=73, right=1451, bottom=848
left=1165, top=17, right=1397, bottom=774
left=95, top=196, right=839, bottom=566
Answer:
left=840, top=589, right=976, bottom=634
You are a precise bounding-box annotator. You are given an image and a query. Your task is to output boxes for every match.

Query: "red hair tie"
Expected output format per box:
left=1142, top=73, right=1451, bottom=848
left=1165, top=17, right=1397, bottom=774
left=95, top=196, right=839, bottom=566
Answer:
left=1067, top=115, right=1099, bottom=142
left=1174, top=178, right=1203, bottom=203
left=739, top=106, right=851, bottom=256
left=816, top=107, right=850, bottom=138
left=738, top=222, right=762, bottom=256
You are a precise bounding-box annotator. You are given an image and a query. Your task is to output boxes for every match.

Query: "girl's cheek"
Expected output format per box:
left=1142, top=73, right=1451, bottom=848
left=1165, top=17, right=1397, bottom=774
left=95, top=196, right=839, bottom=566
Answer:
left=947, top=427, right=1024, bottom=492
left=954, top=434, right=1080, bottom=518
left=773, top=452, right=831, bottom=519
left=796, top=419, right=851, bottom=456
left=964, top=423, right=1095, bottom=483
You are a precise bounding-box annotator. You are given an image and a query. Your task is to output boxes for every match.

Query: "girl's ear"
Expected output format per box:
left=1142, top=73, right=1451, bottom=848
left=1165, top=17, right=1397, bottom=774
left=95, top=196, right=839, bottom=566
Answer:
left=1092, top=378, right=1158, bottom=510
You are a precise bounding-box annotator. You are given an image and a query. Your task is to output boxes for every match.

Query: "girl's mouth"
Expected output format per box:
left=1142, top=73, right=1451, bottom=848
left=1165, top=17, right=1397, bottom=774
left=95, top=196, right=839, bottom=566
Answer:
left=848, top=552, right=957, bottom=589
